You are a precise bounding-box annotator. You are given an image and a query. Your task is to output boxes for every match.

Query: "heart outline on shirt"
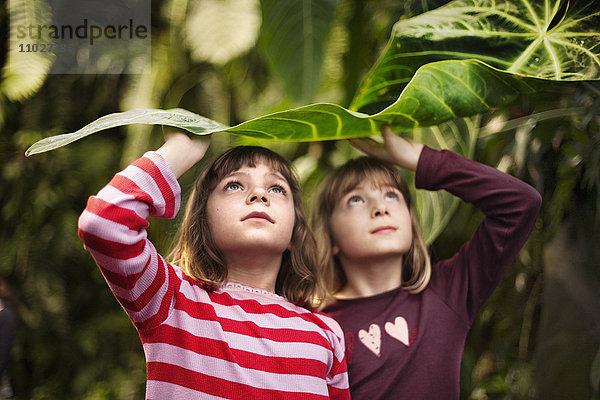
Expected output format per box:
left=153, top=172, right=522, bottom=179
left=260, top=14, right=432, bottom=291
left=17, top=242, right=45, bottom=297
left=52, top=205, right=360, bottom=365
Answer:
left=358, top=323, right=381, bottom=357
left=384, top=316, right=410, bottom=347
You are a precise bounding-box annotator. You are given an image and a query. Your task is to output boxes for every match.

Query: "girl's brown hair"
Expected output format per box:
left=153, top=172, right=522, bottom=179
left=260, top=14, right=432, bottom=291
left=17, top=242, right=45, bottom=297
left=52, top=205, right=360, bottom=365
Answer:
left=312, top=156, right=431, bottom=297
left=169, top=146, right=324, bottom=310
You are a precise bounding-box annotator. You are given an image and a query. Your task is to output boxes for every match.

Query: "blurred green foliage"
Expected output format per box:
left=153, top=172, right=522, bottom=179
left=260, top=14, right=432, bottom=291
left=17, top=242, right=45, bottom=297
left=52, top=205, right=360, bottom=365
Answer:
left=1, top=0, right=599, bottom=399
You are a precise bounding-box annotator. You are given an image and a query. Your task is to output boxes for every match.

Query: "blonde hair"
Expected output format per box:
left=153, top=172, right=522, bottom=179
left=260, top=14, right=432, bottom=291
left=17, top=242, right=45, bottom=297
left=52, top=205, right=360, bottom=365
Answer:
left=312, top=156, right=431, bottom=297
left=169, top=146, right=325, bottom=310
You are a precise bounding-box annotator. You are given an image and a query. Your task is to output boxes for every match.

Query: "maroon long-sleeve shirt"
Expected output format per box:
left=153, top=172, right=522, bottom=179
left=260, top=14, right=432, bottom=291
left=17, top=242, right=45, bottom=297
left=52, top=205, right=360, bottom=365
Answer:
left=323, top=146, right=542, bottom=399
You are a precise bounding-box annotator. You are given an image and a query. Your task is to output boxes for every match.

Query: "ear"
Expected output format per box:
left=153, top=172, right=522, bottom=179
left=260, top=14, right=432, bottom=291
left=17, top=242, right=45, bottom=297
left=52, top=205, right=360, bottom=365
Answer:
left=332, top=244, right=339, bottom=256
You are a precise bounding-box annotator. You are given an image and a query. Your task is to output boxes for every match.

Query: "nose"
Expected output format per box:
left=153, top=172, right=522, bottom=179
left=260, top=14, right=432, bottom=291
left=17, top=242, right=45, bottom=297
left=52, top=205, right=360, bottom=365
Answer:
left=371, top=203, right=389, bottom=218
left=246, top=187, right=269, bottom=205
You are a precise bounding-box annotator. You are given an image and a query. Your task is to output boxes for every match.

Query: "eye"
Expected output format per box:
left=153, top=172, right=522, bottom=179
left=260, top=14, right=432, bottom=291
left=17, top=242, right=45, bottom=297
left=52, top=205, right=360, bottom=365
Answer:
left=347, top=196, right=363, bottom=206
left=269, top=184, right=287, bottom=195
left=224, top=181, right=242, bottom=191
left=385, top=191, right=399, bottom=201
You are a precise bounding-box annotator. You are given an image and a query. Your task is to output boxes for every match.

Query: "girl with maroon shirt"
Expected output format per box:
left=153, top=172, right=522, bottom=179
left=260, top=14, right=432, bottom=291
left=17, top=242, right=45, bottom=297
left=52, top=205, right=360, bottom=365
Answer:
left=312, top=125, right=542, bottom=399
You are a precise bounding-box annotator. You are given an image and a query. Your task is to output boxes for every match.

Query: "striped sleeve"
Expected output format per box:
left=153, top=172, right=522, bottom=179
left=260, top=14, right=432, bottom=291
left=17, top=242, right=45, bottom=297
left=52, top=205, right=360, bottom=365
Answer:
left=316, top=313, right=351, bottom=399
left=78, top=151, right=182, bottom=331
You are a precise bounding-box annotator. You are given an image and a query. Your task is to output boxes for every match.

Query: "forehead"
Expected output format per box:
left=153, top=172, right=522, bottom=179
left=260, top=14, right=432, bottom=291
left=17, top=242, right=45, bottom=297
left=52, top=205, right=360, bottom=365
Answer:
left=216, top=152, right=291, bottom=179
left=338, top=170, right=400, bottom=195
left=225, top=163, right=288, bottom=181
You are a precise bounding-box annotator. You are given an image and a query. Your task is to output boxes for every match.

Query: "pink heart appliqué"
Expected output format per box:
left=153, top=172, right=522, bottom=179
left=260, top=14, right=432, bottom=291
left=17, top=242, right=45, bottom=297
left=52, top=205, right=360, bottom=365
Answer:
left=384, top=316, right=410, bottom=347
left=358, top=324, right=381, bottom=357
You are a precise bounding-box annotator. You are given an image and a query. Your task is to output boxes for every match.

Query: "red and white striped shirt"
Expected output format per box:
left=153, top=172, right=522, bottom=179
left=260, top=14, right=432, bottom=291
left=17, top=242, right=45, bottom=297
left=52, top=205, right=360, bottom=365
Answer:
left=78, top=151, right=350, bottom=399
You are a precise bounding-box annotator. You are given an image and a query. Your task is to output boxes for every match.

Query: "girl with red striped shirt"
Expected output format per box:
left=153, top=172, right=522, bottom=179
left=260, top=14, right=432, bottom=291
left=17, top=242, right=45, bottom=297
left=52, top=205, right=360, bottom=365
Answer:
left=78, top=130, right=349, bottom=399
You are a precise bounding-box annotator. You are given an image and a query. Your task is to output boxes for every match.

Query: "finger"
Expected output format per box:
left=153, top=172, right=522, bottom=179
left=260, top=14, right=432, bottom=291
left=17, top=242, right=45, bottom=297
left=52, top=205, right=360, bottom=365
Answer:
left=349, top=137, right=380, bottom=148
left=349, top=137, right=383, bottom=156
left=380, top=124, right=393, bottom=136
left=381, top=125, right=398, bottom=143
left=351, top=140, right=393, bottom=162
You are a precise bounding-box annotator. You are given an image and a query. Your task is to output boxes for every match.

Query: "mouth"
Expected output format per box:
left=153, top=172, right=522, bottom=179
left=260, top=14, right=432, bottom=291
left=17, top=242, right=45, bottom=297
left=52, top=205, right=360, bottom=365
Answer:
left=370, top=225, right=397, bottom=234
left=242, top=211, right=274, bottom=224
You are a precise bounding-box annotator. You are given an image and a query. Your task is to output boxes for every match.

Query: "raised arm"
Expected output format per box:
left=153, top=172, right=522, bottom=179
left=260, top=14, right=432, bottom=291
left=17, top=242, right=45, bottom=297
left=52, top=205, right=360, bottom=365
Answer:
left=415, top=144, right=542, bottom=323
left=77, top=129, right=210, bottom=331
left=353, top=124, right=541, bottom=323
left=156, top=127, right=211, bottom=178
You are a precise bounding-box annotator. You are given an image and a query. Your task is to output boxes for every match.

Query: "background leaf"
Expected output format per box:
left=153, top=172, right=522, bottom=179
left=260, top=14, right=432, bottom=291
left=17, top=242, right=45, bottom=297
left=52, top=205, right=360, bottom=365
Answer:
left=259, top=0, right=339, bottom=103
left=410, top=116, right=479, bottom=244
left=184, top=0, right=261, bottom=65
left=592, top=345, right=600, bottom=399
left=1, top=0, right=54, bottom=102
left=352, top=0, right=600, bottom=112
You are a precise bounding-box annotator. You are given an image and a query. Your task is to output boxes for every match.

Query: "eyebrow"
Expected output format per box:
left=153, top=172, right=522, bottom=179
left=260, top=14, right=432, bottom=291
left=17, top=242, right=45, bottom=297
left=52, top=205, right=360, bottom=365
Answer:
left=224, top=170, right=289, bottom=184
left=345, top=183, right=399, bottom=196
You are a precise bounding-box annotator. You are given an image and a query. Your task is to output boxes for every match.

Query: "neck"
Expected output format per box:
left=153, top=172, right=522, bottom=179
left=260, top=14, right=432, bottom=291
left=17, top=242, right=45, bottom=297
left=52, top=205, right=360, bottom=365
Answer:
left=224, top=250, right=282, bottom=293
left=336, top=255, right=403, bottom=298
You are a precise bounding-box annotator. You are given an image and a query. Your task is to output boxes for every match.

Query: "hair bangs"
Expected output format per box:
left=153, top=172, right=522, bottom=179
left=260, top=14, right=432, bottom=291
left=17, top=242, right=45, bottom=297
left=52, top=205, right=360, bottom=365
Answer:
left=324, top=157, right=410, bottom=214
left=205, top=146, right=298, bottom=193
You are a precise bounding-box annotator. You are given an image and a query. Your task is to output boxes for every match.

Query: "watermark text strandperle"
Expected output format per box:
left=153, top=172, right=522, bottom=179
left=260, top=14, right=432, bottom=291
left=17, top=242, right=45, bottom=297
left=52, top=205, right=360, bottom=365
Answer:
left=17, top=18, right=148, bottom=46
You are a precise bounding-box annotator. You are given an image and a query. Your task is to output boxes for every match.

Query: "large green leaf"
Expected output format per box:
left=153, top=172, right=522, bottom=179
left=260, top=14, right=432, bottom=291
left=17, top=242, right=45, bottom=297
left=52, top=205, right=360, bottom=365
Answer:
left=25, top=108, right=229, bottom=156
left=26, top=59, right=548, bottom=156
left=352, top=0, right=600, bottom=112
left=259, top=0, right=339, bottom=102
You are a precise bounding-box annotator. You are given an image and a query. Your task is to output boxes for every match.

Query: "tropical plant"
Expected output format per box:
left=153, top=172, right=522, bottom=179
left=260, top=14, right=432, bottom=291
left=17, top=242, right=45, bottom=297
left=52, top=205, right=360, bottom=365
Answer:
left=23, top=0, right=600, bottom=245
left=3, top=0, right=600, bottom=398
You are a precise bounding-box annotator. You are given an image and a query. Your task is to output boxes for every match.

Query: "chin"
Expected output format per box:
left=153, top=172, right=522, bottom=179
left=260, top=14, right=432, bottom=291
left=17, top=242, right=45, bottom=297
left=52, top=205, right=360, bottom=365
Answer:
left=239, top=239, right=290, bottom=254
left=366, top=247, right=410, bottom=259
